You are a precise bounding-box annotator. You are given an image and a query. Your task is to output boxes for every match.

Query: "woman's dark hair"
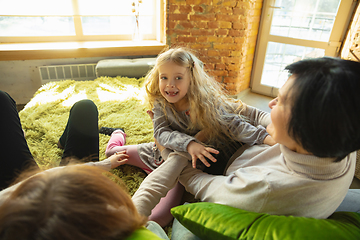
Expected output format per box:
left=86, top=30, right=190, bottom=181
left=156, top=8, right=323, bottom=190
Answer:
left=0, top=165, right=147, bottom=240
left=285, top=57, right=360, bottom=161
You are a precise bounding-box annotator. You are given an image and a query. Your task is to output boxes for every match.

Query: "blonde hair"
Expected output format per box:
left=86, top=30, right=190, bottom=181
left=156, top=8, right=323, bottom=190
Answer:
left=0, top=164, right=147, bottom=240
left=145, top=47, right=243, bottom=142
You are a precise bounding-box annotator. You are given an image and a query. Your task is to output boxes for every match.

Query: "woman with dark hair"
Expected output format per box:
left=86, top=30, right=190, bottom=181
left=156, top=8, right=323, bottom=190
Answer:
left=132, top=57, right=360, bottom=219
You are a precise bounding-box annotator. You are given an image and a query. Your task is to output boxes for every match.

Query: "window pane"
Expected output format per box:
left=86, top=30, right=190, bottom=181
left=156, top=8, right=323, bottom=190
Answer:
left=78, top=0, right=133, bottom=15
left=78, top=0, right=153, bottom=16
left=0, top=0, right=73, bottom=15
left=261, top=42, right=325, bottom=88
left=82, top=15, right=153, bottom=36
left=270, top=0, right=341, bottom=42
left=82, top=16, right=133, bottom=35
left=0, top=17, right=75, bottom=36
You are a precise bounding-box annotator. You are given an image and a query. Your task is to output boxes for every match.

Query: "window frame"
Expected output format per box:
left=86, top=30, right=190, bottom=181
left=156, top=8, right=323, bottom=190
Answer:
left=250, top=0, right=356, bottom=97
left=0, top=0, right=165, bottom=61
left=0, top=0, right=163, bottom=43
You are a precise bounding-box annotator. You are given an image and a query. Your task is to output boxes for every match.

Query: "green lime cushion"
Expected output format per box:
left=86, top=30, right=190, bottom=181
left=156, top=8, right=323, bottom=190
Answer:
left=171, top=202, right=360, bottom=240
left=125, top=227, right=164, bottom=240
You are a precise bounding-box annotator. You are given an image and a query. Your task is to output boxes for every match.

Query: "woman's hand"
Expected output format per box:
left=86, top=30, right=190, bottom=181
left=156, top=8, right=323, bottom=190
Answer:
left=108, top=151, right=129, bottom=169
left=187, top=141, right=219, bottom=168
left=263, top=135, right=277, bottom=146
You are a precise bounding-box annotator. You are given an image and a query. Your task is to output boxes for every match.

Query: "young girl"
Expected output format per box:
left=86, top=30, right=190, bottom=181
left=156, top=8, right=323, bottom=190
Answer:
left=104, top=47, right=274, bottom=226
left=105, top=47, right=274, bottom=175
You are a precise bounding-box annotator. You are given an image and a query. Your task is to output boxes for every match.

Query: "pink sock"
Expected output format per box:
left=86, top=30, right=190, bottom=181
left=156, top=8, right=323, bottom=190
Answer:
left=105, top=130, right=126, bottom=154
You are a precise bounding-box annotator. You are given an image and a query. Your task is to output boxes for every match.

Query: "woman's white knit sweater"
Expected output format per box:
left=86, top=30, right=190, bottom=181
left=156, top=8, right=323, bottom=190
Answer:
left=132, top=143, right=356, bottom=219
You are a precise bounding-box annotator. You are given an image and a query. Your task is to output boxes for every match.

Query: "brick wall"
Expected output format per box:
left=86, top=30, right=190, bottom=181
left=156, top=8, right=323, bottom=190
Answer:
left=165, top=0, right=263, bottom=95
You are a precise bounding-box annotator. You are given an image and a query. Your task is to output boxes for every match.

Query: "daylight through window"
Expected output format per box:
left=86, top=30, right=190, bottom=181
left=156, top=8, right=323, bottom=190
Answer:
left=0, top=0, right=160, bottom=43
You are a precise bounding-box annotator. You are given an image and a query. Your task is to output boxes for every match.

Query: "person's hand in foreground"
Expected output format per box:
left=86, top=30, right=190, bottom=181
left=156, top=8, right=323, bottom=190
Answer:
left=109, top=151, right=129, bottom=169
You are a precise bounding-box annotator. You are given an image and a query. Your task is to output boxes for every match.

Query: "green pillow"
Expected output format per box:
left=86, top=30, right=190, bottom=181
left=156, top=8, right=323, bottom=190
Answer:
left=125, top=227, right=164, bottom=240
left=171, top=202, right=360, bottom=240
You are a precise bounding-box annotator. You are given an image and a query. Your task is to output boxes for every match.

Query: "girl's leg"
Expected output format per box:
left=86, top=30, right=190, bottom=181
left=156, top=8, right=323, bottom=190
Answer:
left=0, top=91, right=38, bottom=190
left=149, top=182, right=185, bottom=227
left=107, top=144, right=152, bottom=173
left=59, top=99, right=99, bottom=165
left=105, top=130, right=126, bottom=156
left=107, top=128, right=184, bottom=227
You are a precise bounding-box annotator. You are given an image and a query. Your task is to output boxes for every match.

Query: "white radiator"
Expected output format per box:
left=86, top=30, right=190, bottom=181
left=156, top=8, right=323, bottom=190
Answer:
left=39, top=64, right=97, bottom=82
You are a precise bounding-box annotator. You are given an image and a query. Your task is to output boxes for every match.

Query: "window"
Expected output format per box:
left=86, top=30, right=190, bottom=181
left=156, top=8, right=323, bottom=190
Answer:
left=0, top=0, right=162, bottom=43
left=251, top=0, right=355, bottom=97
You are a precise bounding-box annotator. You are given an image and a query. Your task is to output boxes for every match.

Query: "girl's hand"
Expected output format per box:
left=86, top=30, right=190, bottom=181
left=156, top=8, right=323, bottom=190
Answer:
left=108, top=151, right=129, bottom=169
left=263, top=135, right=276, bottom=146
left=187, top=141, right=219, bottom=169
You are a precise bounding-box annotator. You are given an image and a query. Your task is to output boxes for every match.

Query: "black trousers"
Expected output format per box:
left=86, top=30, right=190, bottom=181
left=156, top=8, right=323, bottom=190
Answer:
left=0, top=91, right=99, bottom=189
left=59, top=99, right=99, bottom=166
left=0, top=91, right=38, bottom=190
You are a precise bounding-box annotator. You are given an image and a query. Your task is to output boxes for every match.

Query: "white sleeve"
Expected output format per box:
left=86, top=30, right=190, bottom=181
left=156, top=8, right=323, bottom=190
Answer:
left=179, top=159, right=270, bottom=212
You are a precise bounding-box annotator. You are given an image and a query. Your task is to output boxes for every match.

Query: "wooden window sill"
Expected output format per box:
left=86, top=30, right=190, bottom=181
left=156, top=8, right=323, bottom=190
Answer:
left=0, top=40, right=166, bottom=61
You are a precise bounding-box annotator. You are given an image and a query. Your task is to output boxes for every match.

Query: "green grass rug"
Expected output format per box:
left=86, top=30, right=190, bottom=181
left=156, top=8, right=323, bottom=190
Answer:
left=19, top=76, right=154, bottom=195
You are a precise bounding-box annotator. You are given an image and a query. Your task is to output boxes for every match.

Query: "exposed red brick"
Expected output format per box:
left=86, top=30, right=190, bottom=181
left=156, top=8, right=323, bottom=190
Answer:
left=168, top=21, right=177, bottom=29
left=226, top=63, right=241, bottom=71
left=219, top=21, right=232, bottom=29
left=169, top=0, right=187, bottom=4
left=168, top=29, right=191, bottom=35
left=215, top=29, right=229, bottom=36
left=179, top=5, right=192, bottom=12
left=233, top=22, right=245, bottom=30
left=233, top=8, right=247, bottom=16
left=169, top=14, right=188, bottom=21
left=208, top=36, right=218, bottom=42
left=219, top=0, right=237, bottom=7
left=190, top=14, right=216, bottom=21
left=219, top=7, right=233, bottom=14
left=165, top=0, right=262, bottom=95
left=169, top=4, right=179, bottom=12
left=208, top=49, right=220, bottom=56
left=191, top=29, right=215, bottom=36
left=226, top=70, right=239, bottom=77
left=209, top=69, right=228, bottom=76
left=186, top=0, right=212, bottom=4
left=215, top=14, right=240, bottom=22
left=179, top=21, right=194, bottom=29
left=215, top=63, right=226, bottom=70
left=190, top=43, right=212, bottom=49
left=204, top=63, right=215, bottom=70
left=193, top=5, right=204, bottom=13
left=193, top=21, right=208, bottom=28
left=196, top=36, right=208, bottom=42
left=228, top=29, right=246, bottom=37
left=213, top=43, right=238, bottom=50
left=177, top=36, right=196, bottom=42
left=208, top=21, right=220, bottom=29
